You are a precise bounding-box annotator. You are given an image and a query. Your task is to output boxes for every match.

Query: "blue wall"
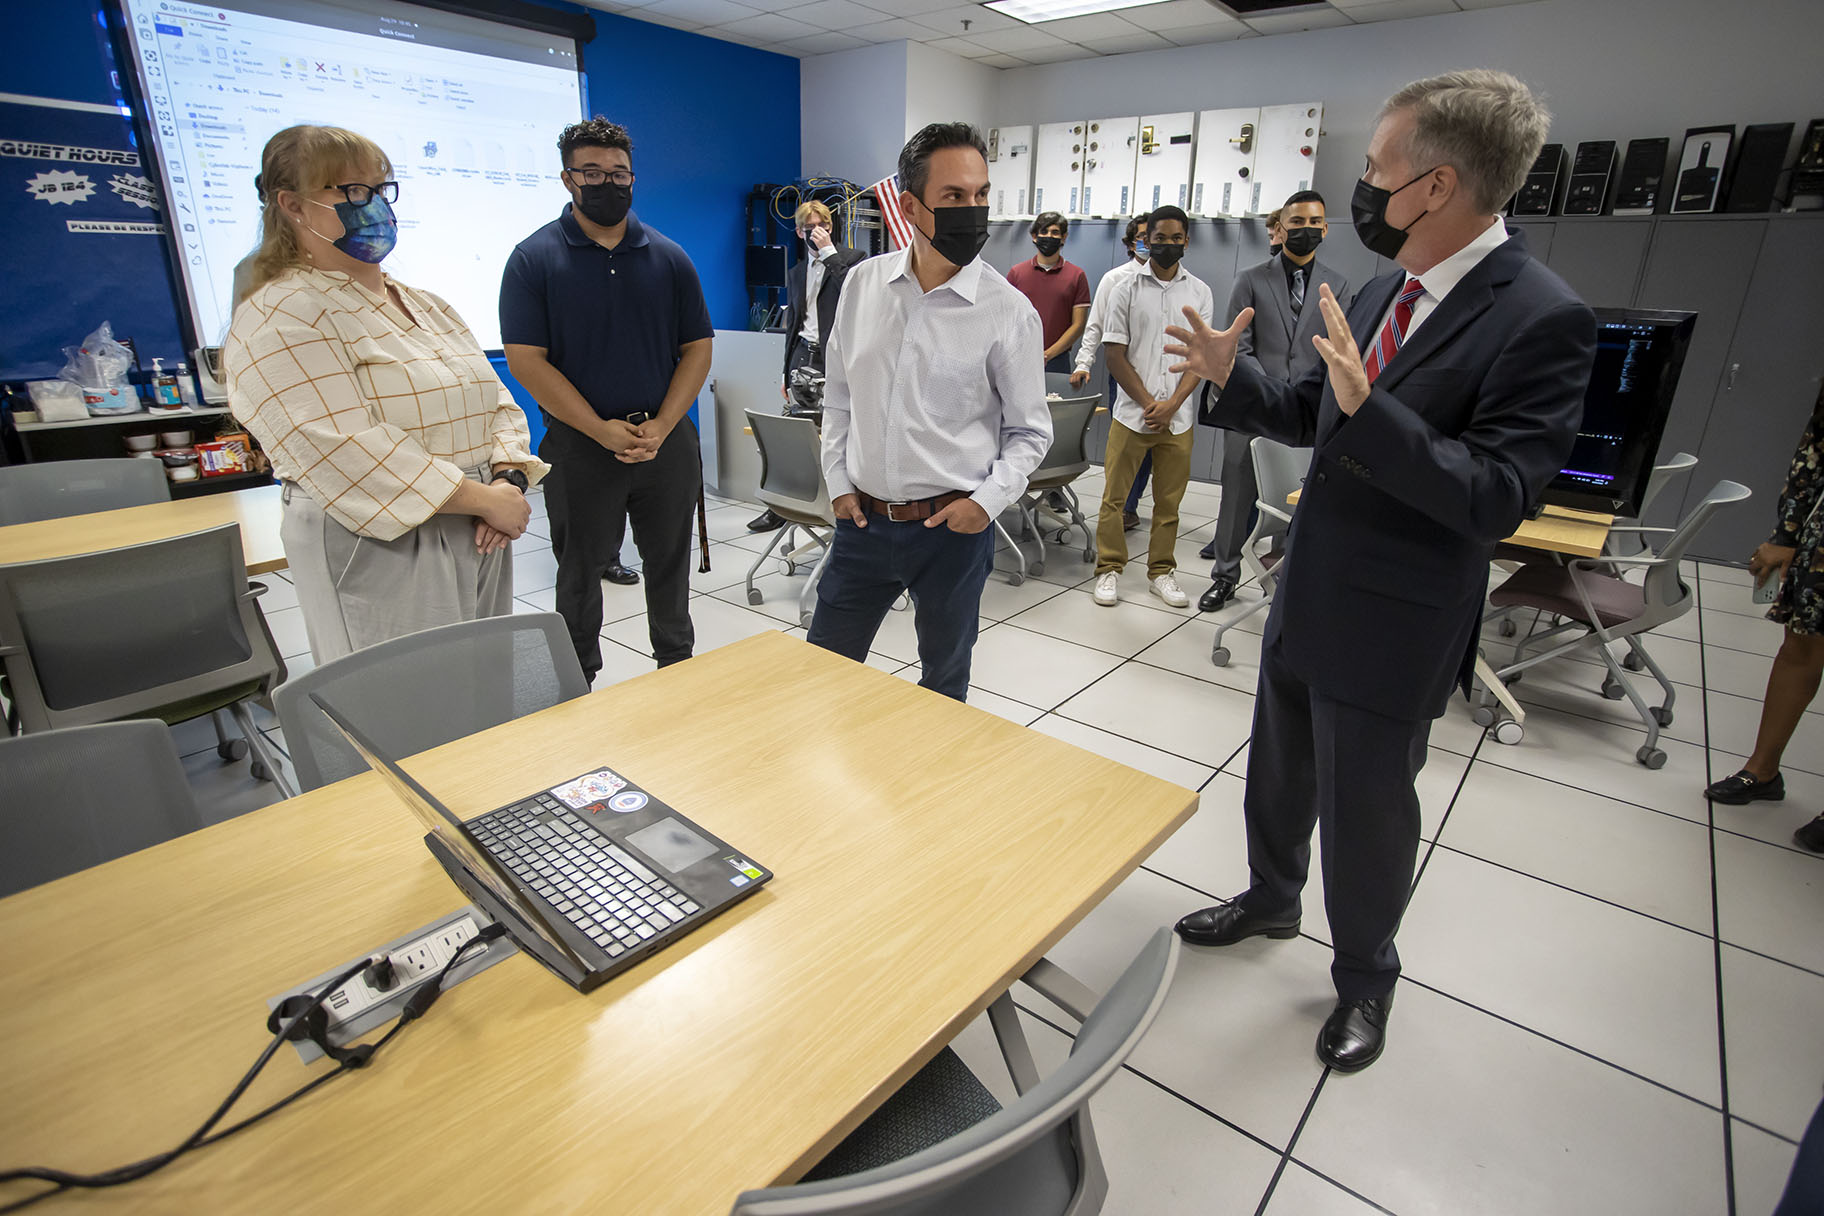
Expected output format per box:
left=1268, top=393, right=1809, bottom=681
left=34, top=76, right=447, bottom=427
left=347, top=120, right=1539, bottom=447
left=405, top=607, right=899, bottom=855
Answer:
left=4, top=0, right=800, bottom=428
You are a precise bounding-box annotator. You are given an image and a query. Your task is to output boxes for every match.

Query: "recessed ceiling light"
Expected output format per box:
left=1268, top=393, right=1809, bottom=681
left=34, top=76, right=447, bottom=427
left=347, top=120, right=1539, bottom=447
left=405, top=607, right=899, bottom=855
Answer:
left=983, top=0, right=1176, bottom=24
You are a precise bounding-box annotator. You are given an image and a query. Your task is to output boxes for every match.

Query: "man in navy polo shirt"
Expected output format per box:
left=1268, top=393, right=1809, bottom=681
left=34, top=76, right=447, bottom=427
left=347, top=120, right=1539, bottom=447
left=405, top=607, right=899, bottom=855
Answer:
left=502, top=117, right=713, bottom=678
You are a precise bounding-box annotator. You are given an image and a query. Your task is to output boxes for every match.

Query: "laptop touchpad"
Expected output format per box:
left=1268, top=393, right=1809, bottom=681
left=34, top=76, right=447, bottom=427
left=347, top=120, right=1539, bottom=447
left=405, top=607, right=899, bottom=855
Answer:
left=626, top=817, right=719, bottom=873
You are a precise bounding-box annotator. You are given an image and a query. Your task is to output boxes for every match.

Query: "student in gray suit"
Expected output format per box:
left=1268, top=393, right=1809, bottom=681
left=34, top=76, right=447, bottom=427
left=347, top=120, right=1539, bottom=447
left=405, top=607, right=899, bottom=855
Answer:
left=1197, top=190, right=1349, bottom=613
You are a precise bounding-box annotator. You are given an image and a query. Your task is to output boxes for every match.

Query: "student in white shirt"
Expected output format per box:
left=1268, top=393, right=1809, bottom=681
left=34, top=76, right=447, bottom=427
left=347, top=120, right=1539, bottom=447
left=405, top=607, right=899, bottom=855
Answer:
left=1091, top=206, right=1213, bottom=609
left=807, top=123, right=1052, bottom=701
left=1072, top=215, right=1151, bottom=531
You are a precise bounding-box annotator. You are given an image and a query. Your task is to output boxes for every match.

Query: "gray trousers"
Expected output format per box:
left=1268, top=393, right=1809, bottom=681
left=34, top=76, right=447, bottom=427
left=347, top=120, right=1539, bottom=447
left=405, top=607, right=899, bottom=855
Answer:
left=279, top=474, right=512, bottom=665
left=1208, top=428, right=1259, bottom=581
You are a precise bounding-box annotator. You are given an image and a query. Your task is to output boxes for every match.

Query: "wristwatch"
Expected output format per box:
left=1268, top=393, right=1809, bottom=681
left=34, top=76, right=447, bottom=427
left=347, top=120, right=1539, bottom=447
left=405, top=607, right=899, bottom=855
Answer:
left=491, top=468, right=529, bottom=494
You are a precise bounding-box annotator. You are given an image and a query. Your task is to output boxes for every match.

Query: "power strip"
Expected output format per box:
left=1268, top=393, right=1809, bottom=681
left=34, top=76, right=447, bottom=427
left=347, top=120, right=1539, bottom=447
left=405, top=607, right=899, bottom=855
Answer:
left=266, top=906, right=517, bottom=1063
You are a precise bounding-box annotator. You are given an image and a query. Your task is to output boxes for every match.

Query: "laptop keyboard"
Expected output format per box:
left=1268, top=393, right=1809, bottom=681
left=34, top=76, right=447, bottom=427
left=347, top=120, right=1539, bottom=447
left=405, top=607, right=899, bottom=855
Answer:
left=470, top=794, right=701, bottom=959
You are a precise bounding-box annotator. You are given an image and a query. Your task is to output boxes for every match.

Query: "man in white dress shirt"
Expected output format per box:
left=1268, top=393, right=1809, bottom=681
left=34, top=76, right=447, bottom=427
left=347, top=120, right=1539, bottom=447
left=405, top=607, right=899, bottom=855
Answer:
left=807, top=122, right=1052, bottom=701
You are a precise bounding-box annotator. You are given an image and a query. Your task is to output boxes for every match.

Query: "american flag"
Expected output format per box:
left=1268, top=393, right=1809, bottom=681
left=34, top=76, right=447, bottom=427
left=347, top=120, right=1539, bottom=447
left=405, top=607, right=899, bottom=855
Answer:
left=868, top=173, right=914, bottom=250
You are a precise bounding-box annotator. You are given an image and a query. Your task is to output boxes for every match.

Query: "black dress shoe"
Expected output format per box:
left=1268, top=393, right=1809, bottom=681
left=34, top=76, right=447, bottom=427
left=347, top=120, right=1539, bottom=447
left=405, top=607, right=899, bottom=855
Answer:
left=1317, top=996, right=1391, bottom=1072
left=1795, top=815, right=1824, bottom=854
left=747, top=508, right=787, bottom=532
left=1198, top=539, right=1218, bottom=561
left=1174, top=899, right=1300, bottom=946
left=1705, top=768, right=1784, bottom=805
left=604, top=562, right=640, bottom=586
left=1198, top=576, right=1238, bottom=613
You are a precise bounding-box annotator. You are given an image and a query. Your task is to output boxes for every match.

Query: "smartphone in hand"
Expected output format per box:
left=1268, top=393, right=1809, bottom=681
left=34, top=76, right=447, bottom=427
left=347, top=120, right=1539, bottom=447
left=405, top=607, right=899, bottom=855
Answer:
left=1752, top=566, right=1781, bottom=605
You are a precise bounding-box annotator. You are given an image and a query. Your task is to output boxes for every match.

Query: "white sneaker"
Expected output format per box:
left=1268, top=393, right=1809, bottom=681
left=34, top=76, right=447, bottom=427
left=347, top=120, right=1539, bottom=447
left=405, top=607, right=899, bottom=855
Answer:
left=1150, top=573, right=1189, bottom=608
left=1094, top=572, right=1120, bottom=606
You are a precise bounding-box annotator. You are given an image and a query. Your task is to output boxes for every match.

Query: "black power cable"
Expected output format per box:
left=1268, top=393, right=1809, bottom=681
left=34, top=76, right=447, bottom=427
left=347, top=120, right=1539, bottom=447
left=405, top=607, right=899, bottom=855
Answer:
left=0, top=924, right=506, bottom=1213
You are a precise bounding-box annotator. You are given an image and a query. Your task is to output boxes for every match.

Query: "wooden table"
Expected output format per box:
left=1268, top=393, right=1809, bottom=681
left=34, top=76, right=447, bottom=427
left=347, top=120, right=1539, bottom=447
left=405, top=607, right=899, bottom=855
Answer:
left=1284, top=488, right=1612, bottom=558
left=0, top=482, right=285, bottom=575
left=0, top=632, right=1197, bottom=1213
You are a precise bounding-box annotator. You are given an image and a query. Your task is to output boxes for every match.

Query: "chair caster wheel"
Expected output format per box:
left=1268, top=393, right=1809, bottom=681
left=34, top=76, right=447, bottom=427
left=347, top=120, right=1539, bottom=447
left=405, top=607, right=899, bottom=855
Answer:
left=1210, top=646, right=1231, bottom=667
left=217, top=738, right=249, bottom=761
left=250, top=760, right=273, bottom=782
left=1497, top=619, right=1516, bottom=637
left=1623, top=652, right=1644, bottom=672
left=1031, top=561, right=1046, bottom=576
left=1601, top=677, right=1626, bottom=700
left=1472, top=705, right=1496, bottom=728
left=1494, top=720, right=1524, bottom=745
left=1636, top=745, right=1667, bottom=769
left=1505, top=670, right=1523, bottom=683
left=1652, top=706, right=1673, bottom=727
left=783, top=561, right=798, bottom=576
left=1055, top=530, right=1071, bottom=544
left=1007, top=573, right=1024, bottom=586
left=747, top=589, right=763, bottom=605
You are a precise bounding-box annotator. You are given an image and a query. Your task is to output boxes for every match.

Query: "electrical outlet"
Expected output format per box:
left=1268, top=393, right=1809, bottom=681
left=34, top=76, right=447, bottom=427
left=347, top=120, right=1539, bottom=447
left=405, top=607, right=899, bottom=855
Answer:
left=319, top=915, right=482, bottom=1028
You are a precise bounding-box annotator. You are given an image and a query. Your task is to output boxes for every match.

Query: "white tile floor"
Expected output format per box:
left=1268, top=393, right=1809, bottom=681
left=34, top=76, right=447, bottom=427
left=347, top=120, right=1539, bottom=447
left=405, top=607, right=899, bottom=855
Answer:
left=174, top=474, right=1821, bottom=1214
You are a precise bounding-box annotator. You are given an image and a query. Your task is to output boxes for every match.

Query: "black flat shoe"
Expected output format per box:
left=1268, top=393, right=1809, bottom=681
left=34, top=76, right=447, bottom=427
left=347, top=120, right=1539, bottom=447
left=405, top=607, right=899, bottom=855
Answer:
left=1198, top=539, right=1218, bottom=560
left=604, top=563, right=640, bottom=586
left=1795, top=816, right=1824, bottom=854
left=1706, top=769, right=1785, bottom=805
left=1317, top=996, right=1391, bottom=1072
left=1174, top=899, right=1299, bottom=947
left=747, top=509, right=787, bottom=532
left=1198, top=576, right=1237, bottom=613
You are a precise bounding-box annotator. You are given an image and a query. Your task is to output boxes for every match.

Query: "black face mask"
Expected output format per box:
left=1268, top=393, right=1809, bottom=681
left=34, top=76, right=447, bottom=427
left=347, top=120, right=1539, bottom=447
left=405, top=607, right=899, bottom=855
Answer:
left=1149, top=243, right=1185, bottom=269
left=1351, top=168, right=1435, bottom=259
left=1268, top=242, right=1282, bottom=256
left=1033, top=236, right=1063, bottom=257
left=1282, top=227, right=1323, bottom=258
left=916, top=202, right=989, bottom=267
left=575, top=181, right=632, bottom=228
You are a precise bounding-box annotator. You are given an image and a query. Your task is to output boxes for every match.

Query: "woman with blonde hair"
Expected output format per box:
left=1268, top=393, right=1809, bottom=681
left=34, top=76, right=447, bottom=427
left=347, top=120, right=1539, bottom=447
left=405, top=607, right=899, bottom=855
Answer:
left=225, top=125, right=547, bottom=664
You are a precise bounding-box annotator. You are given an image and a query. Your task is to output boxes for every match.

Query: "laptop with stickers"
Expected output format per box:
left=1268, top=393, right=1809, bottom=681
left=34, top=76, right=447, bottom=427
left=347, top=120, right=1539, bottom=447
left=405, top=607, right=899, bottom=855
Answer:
left=312, top=694, right=772, bottom=993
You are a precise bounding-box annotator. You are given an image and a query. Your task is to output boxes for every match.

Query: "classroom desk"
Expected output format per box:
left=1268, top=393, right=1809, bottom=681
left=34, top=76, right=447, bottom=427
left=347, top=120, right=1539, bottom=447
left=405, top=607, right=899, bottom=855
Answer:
left=0, top=482, right=285, bottom=575
left=0, top=631, right=1197, bottom=1214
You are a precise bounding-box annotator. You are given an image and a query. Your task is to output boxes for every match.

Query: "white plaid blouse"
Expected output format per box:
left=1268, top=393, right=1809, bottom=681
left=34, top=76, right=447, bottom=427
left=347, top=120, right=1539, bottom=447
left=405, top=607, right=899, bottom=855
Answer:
left=225, top=266, right=547, bottom=541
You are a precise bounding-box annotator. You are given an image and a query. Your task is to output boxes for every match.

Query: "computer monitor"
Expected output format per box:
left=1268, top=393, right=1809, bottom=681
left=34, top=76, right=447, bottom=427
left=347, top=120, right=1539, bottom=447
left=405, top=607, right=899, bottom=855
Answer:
left=1541, top=307, right=1696, bottom=517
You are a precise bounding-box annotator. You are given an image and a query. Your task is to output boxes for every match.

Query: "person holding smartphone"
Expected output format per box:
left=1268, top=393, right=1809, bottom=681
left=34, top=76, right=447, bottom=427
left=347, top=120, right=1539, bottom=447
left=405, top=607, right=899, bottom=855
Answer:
left=1705, top=388, right=1824, bottom=850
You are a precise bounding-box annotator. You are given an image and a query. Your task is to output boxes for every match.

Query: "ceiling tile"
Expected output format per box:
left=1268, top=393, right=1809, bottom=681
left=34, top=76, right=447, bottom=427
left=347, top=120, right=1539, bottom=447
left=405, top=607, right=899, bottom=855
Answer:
left=1159, top=20, right=1248, bottom=42
left=1078, top=29, right=1174, bottom=50
left=911, top=4, right=1025, bottom=36
left=922, top=34, right=999, bottom=55
left=711, top=10, right=823, bottom=38
left=1018, top=41, right=1101, bottom=60
left=1126, top=0, right=1244, bottom=30
left=1453, top=0, right=1537, bottom=7
left=636, top=0, right=763, bottom=23
left=966, top=25, right=1071, bottom=50
left=779, top=28, right=871, bottom=49
left=629, top=11, right=708, bottom=30
left=1339, top=0, right=1458, bottom=17
left=845, top=16, right=942, bottom=38
left=1242, top=7, right=1354, bottom=33
left=1027, top=11, right=1143, bottom=38
left=777, top=0, right=893, bottom=28
left=974, top=51, right=1029, bottom=67
left=842, top=0, right=960, bottom=14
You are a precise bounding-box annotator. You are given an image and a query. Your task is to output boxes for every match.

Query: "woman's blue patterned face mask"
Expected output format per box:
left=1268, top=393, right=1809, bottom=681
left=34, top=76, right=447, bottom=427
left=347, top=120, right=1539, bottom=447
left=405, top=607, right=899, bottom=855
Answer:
left=306, top=194, right=397, bottom=263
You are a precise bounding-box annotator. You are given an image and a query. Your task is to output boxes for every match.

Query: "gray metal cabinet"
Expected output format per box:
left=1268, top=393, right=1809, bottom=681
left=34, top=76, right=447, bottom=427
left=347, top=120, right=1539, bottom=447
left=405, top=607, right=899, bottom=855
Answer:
left=1677, top=217, right=1824, bottom=559
left=1509, top=219, right=1555, bottom=266
left=1632, top=218, right=1768, bottom=527
left=1541, top=219, right=1653, bottom=309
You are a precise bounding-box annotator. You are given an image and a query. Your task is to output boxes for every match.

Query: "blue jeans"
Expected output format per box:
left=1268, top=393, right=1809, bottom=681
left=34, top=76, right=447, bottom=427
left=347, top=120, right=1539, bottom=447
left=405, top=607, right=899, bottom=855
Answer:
left=806, top=516, right=995, bottom=701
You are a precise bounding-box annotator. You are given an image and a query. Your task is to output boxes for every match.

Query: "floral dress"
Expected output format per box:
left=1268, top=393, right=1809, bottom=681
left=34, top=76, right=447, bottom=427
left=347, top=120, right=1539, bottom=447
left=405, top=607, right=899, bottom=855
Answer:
left=1768, top=387, right=1824, bottom=636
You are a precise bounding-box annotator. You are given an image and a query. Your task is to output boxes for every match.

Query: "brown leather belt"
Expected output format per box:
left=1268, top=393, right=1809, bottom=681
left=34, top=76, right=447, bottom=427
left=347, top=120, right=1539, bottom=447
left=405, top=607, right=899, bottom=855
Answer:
left=856, top=489, right=969, bottom=522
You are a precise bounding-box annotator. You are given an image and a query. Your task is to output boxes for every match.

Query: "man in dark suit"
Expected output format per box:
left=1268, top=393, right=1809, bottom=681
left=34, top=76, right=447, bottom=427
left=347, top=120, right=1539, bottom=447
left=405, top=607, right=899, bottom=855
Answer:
left=749, top=199, right=867, bottom=532
left=1164, top=70, right=1596, bottom=1072
left=1198, top=190, right=1350, bottom=612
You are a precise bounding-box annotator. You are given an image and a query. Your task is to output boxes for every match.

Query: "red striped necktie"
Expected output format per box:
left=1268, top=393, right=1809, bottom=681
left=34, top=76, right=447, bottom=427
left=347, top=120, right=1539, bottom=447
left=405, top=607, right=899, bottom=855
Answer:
left=1362, top=277, right=1426, bottom=384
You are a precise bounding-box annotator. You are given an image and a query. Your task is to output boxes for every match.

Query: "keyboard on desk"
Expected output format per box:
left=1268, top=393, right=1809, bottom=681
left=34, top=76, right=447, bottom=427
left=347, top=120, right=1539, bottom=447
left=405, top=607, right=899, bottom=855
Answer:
left=468, top=794, right=701, bottom=959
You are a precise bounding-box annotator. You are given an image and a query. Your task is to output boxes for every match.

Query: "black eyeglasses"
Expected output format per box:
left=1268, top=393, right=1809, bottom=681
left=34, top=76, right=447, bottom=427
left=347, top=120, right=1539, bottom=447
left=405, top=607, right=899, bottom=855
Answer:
left=324, top=181, right=398, bottom=206
left=564, top=168, right=634, bottom=187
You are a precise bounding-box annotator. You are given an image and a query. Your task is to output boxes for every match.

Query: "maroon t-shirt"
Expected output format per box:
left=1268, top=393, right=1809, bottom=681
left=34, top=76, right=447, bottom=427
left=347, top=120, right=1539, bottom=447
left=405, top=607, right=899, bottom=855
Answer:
left=1006, top=257, right=1091, bottom=353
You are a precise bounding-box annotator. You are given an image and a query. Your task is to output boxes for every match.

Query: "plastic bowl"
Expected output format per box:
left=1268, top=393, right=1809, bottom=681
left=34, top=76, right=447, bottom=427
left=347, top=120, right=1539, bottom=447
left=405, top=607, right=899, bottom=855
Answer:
left=167, top=465, right=200, bottom=482
left=158, top=430, right=193, bottom=447
left=123, top=433, right=158, bottom=451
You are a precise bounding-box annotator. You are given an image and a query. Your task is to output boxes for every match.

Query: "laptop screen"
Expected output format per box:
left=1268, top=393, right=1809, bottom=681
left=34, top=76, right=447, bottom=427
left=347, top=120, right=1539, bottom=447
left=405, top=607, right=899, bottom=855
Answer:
left=309, top=694, right=587, bottom=970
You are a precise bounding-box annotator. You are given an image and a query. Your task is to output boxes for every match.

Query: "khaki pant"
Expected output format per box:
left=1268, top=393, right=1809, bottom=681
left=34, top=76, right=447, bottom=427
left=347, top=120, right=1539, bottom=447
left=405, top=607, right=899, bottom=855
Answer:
left=1097, top=421, right=1193, bottom=577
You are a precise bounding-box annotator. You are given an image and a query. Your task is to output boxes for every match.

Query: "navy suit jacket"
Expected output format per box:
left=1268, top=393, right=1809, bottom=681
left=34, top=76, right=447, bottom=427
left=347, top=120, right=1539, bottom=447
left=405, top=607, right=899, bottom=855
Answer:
left=1208, top=229, right=1596, bottom=721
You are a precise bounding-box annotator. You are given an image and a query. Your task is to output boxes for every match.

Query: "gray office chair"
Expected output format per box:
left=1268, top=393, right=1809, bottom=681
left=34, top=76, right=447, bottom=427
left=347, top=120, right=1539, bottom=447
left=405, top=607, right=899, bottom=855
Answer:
left=1012, top=386, right=1100, bottom=575
left=729, top=930, right=1180, bottom=1216
left=1211, top=438, right=1309, bottom=667
left=1481, top=479, right=1751, bottom=767
left=0, top=522, right=289, bottom=789
left=0, top=720, right=203, bottom=898
left=0, top=458, right=170, bottom=525
left=273, top=611, right=588, bottom=793
left=743, top=410, right=836, bottom=630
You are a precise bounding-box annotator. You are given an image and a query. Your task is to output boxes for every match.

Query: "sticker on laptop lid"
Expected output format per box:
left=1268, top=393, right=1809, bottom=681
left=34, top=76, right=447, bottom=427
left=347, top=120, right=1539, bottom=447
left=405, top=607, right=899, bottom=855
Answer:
left=552, top=769, right=627, bottom=811
left=608, top=791, right=648, bottom=813
left=725, top=855, right=764, bottom=880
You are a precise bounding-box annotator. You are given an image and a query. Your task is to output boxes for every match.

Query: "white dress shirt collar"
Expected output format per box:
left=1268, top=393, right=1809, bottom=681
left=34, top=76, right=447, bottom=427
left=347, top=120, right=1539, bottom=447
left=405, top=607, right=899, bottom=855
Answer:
left=887, top=246, right=984, bottom=304
left=1411, top=216, right=1509, bottom=308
